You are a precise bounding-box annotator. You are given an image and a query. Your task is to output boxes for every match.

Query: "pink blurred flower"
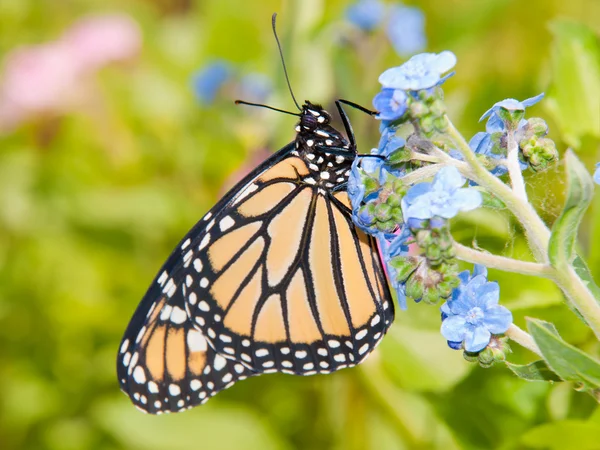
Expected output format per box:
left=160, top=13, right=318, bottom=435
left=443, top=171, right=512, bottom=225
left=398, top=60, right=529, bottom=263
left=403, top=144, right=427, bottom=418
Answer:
left=62, top=14, right=142, bottom=72
left=0, top=42, right=79, bottom=128
left=0, top=13, right=141, bottom=131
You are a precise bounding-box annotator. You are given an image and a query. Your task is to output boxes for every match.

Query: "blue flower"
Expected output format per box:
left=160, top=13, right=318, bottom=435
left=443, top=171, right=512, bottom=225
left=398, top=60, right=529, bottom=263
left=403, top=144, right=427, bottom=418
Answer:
left=401, top=166, right=482, bottom=220
left=373, top=88, right=408, bottom=121
left=191, top=60, right=232, bottom=104
left=378, top=51, right=457, bottom=91
left=440, top=265, right=512, bottom=352
left=386, top=6, right=426, bottom=57
left=479, top=93, right=544, bottom=122
left=595, top=163, right=600, bottom=185
left=238, top=73, right=272, bottom=103
left=347, top=158, right=366, bottom=211
left=346, top=0, right=385, bottom=31
left=378, top=229, right=411, bottom=309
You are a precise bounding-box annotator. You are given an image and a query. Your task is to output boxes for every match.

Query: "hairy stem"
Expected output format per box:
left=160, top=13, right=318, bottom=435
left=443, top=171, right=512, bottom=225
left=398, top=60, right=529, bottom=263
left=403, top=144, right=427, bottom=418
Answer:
left=445, top=118, right=550, bottom=263
left=453, top=242, right=553, bottom=278
left=505, top=130, right=528, bottom=201
left=552, top=265, right=600, bottom=341
left=400, top=163, right=447, bottom=185
left=505, top=324, right=542, bottom=357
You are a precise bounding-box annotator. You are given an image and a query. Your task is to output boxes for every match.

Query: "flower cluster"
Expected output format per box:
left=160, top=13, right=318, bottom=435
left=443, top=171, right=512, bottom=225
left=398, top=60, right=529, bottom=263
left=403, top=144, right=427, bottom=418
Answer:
left=0, top=14, right=141, bottom=131
left=373, top=51, right=456, bottom=133
left=345, top=0, right=426, bottom=57
left=191, top=61, right=272, bottom=105
left=349, top=51, right=520, bottom=358
left=452, top=94, right=558, bottom=176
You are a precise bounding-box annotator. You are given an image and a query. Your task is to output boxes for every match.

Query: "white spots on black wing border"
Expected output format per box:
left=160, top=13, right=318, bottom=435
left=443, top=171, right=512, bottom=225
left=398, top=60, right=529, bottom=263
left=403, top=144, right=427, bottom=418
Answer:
left=119, top=316, right=257, bottom=414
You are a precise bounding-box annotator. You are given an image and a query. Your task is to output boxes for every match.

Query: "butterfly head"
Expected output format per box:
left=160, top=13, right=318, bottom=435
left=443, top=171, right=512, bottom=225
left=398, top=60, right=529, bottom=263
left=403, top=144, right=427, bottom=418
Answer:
left=299, top=101, right=332, bottom=129
left=295, top=101, right=352, bottom=154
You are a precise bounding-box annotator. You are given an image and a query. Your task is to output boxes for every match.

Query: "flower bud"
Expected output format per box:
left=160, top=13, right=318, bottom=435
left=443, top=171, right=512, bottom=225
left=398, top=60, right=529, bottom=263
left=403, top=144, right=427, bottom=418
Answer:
left=525, top=117, right=549, bottom=137
left=374, top=203, right=392, bottom=221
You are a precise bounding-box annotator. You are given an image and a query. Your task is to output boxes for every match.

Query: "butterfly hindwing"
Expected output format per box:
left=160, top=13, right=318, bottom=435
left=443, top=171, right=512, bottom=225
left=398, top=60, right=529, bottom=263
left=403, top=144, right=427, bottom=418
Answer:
left=117, top=282, right=254, bottom=414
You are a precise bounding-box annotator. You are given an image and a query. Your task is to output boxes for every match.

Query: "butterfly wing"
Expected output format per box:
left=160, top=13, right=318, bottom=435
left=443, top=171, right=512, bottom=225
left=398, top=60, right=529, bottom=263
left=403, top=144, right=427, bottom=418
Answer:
left=117, top=281, right=255, bottom=414
left=136, top=143, right=394, bottom=377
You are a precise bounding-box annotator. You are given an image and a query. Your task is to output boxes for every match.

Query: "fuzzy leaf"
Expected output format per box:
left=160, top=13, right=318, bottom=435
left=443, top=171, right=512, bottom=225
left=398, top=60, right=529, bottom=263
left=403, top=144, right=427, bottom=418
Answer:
left=528, top=318, right=600, bottom=391
left=545, top=20, right=600, bottom=149
left=506, top=360, right=563, bottom=382
left=548, top=150, right=594, bottom=269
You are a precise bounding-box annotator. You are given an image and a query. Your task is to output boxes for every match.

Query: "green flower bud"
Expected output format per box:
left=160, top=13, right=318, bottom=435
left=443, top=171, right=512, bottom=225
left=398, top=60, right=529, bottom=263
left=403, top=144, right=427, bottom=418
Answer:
left=390, top=206, right=403, bottom=223
left=387, top=147, right=412, bottom=165
left=526, top=117, right=549, bottom=137
left=363, top=176, right=380, bottom=196
left=374, top=203, right=391, bottom=222
left=389, top=256, right=419, bottom=282
left=386, top=192, right=402, bottom=207
left=409, top=101, right=428, bottom=118
left=405, top=276, right=424, bottom=301
left=420, top=116, right=435, bottom=134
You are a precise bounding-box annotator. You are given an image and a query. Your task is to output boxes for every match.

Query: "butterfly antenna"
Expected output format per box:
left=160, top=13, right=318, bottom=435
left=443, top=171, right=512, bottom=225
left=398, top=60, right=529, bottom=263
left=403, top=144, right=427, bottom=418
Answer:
left=338, top=99, right=378, bottom=116
left=234, top=100, right=299, bottom=116
left=272, top=13, right=301, bottom=111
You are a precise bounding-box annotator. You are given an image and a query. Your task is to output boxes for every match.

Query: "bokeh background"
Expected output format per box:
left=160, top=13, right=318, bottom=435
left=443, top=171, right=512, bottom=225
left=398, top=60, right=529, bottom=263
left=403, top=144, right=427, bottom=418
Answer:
left=1, top=0, right=600, bottom=449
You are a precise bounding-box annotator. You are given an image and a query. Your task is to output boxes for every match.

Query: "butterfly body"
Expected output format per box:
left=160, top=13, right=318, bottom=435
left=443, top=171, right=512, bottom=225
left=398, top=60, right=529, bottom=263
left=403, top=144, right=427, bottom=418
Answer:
left=118, top=101, right=394, bottom=414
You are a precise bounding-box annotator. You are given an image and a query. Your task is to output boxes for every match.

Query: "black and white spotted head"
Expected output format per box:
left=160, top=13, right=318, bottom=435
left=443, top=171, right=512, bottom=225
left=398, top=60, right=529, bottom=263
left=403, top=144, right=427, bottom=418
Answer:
left=292, top=101, right=356, bottom=189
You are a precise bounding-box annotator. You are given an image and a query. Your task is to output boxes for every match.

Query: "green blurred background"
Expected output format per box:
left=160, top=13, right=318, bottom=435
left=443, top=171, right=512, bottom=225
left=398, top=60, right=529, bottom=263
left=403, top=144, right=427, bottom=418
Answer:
left=1, top=0, right=600, bottom=449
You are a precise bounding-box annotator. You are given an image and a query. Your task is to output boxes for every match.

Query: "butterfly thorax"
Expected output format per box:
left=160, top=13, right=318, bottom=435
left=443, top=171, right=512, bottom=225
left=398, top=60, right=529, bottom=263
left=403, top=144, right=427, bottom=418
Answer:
left=291, top=102, right=355, bottom=189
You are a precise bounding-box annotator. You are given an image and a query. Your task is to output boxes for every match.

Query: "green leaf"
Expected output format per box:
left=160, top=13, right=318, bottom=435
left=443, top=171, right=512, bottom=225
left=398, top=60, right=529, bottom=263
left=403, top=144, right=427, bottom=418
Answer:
left=506, top=360, right=563, bottom=382
left=527, top=318, right=600, bottom=391
left=572, top=254, right=600, bottom=305
left=548, top=150, right=594, bottom=269
left=520, top=420, right=600, bottom=450
left=546, top=20, right=600, bottom=149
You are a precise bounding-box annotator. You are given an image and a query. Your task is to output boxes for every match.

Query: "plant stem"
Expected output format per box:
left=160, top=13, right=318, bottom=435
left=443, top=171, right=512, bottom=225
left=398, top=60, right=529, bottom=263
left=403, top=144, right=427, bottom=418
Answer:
left=445, top=118, right=550, bottom=263
left=552, top=265, right=600, bottom=341
left=400, top=163, right=447, bottom=185
left=505, top=324, right=542, bottom=357
left=453, top=242, right=553, bottom=278
left=505, top=130, right=528, bottom=201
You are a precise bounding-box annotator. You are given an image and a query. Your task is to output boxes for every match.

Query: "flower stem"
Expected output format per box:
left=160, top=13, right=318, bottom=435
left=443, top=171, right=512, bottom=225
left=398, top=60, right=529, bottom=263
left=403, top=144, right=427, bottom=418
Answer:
left=400, top=163, right=447, bottom=185
left=452, top=242, right=553, bottom=278
left=552, top=265, right=600, bottom=341
left=505, top=323, right=542, bottom=357
left=505, top=130, right=528, bottom=201
left=444, top=118, right=550, bottom=263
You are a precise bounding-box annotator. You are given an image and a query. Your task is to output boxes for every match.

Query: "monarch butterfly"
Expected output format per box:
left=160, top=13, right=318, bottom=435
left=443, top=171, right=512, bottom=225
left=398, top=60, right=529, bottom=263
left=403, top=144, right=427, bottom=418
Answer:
left=117, top=15, right=395, bottom=415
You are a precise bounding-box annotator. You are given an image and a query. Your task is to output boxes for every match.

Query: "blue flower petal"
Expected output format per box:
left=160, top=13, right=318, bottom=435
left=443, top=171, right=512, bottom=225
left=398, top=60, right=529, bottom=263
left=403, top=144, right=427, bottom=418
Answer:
left=378, top=51, right=457, bottom=91
left=594, top=163, right=600, bottom=185
left=463, top=326, right=491, bottom=352
left=477, top=282, right=500, bottom=308
left=441, top=315, right=467, bottom=342
left=522, top=93, right=545, bottom=107
left=482, top=305, right=512, bottom=334
left=191, top=60, right=232, bottom=104
left=386, top=6, right=426, bottom=57
left=472, top=264, right=488, bottom=278
left=346, top=0, right=385, bottom=31
left=373, top=89, right=408, bottom=121
left=451, top=188, right=483, bottom=211
left=433, top=166, right=465, bottom=191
